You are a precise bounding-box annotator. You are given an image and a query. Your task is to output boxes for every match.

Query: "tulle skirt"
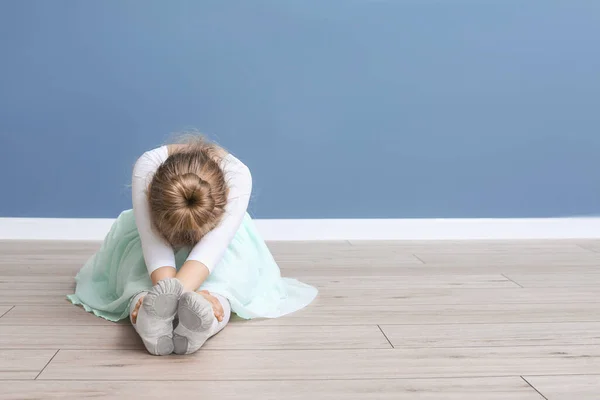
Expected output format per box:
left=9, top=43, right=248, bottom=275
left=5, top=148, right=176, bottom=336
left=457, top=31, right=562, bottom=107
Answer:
left=67, top=210, right=317, bottom=322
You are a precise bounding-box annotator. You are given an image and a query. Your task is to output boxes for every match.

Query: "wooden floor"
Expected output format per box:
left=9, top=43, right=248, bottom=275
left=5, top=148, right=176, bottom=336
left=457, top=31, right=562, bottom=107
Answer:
left=0, top=240, right=599, bottom=399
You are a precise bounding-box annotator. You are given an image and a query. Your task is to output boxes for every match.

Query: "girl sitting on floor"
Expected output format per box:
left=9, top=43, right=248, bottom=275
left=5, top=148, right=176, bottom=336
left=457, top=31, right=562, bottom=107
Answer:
left=68, top=135, right=317, bottom=355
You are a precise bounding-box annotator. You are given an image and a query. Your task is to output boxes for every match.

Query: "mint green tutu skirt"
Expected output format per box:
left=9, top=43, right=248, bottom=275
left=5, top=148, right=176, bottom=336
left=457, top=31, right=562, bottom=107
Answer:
left=67, top=210, right=317, bottom=322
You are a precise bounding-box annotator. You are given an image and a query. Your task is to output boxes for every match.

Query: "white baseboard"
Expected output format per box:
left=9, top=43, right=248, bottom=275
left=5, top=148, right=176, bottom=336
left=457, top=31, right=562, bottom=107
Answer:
left=1, top=217, right=600, bottom=241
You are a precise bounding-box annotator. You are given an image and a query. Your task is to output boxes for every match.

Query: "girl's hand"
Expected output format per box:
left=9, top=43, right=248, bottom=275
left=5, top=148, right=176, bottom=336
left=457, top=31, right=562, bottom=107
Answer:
left=131, top=296, right=144, bottom=324
left=197, top=290, right=224, bottom=322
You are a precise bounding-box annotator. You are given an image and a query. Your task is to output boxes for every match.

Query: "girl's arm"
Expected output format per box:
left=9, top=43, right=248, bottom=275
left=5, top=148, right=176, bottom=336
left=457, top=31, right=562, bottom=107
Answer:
left=132, top=146, right=177, bottom=284
left=177, top=154, right=252, bottom=291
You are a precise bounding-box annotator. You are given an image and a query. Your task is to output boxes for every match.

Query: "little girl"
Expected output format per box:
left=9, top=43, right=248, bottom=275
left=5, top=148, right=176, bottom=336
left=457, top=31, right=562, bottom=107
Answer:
left=68, top=136, right=317, bottom=356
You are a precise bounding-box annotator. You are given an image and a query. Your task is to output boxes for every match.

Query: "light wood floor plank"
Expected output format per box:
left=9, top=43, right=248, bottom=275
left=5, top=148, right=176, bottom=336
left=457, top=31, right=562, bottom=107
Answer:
left=0, top=325, right=389, bottom=350
left=576, top=240, right=600, bottom=253
left=0, top=305, right=13, bottom=319
left=301, top=275, right=519, bottom=289
left=273, top=252, right=423, bottom=264
left=4, top=302, right=599, bottom=326
left=235, top=302, right=600, bottom=326
left=350, top=239, right=589, bottom=246
left=381, top=322, right=600, bottom=348
left=0, top=291, right=72, bottom=305
left=414, top=252, right=600, bottom=266
left=282, top=264, right=600, bottom=277
left=0, top=325, right=143, bottom=350
left=504, top=272, right=600, bottom=288
left=0, top=240, right=101, bottom=253
left=0, top=349, right=57, bottom=379
left=0, top=305, right=120, bottom=326
left=38, top=346, right=600, bottom=380
left=0, top=282, right=74, bottom=291
left=315, top=288, right=600, bottom=306
left=0, top=275, right=75, bottom=284
left=0, top=263, right=82, bottom=276
left=523, top=375, right=600, bottom=400
left=350, top=240, right=592, bottom=254
left=0, top=377, right=544, bottom=400
left=204, top=325, right=391, bottom=350
left=267, top=241, right=352, bottom=251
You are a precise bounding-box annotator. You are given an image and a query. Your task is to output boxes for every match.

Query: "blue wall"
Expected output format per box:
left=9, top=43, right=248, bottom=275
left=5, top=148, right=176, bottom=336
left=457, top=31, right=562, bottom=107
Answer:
left=1, top=0, right=599, bottom=218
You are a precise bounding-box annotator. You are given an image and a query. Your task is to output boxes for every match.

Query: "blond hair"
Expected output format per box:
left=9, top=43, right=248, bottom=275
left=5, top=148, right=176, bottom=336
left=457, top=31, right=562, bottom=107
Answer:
left=148, top=136, right=228, bottom=247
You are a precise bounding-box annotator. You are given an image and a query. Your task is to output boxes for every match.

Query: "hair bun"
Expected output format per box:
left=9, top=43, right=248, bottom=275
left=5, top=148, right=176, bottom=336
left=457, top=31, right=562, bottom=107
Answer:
left=175, top=173, right=215, bottom=209
left=148, top=144, right=229, bottom=247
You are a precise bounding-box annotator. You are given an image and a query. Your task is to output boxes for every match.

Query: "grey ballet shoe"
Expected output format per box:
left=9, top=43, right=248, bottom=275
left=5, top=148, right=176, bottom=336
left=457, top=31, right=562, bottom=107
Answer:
left=173, top=291, right=217, bottom=355
left=131, top=278, right=184, bottom=356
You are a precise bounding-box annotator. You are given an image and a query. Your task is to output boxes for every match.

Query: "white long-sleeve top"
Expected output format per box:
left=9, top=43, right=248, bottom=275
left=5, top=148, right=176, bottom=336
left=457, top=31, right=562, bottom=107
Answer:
left=131, top=146, right=252, bottom=274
